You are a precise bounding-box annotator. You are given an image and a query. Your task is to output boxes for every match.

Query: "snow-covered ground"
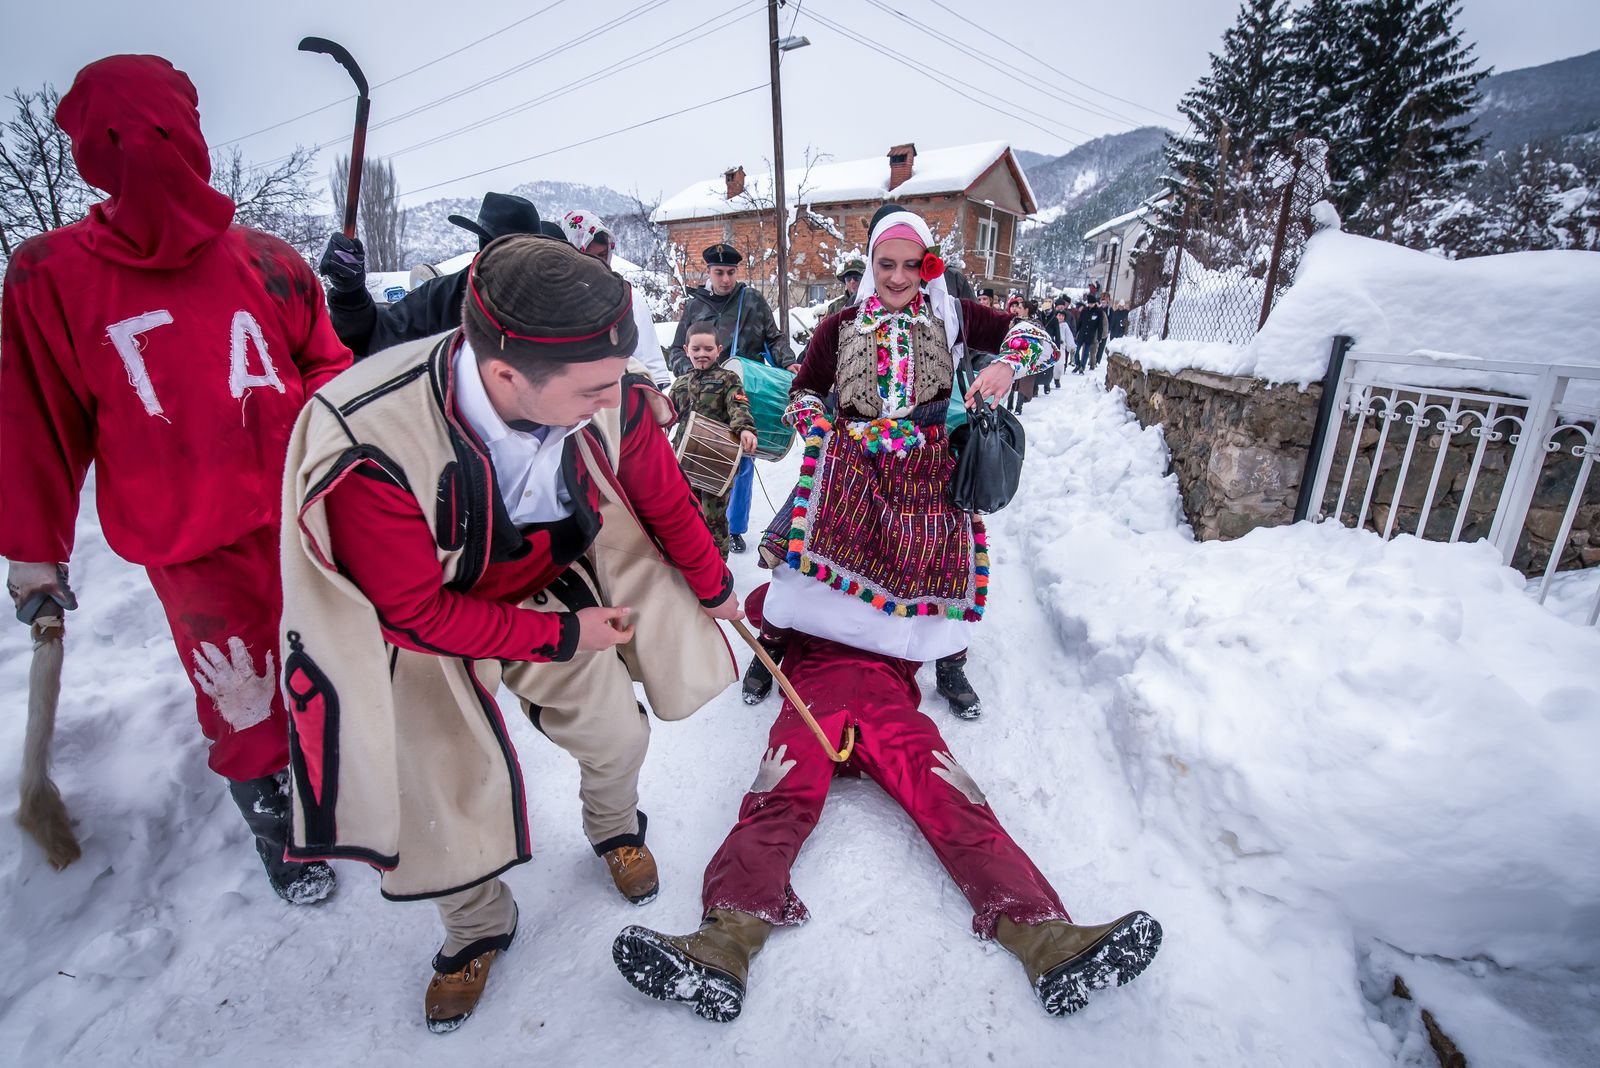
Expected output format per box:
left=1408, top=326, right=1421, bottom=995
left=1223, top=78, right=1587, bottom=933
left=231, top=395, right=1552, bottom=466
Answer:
left=2, top=370, right=1597, bottom=1064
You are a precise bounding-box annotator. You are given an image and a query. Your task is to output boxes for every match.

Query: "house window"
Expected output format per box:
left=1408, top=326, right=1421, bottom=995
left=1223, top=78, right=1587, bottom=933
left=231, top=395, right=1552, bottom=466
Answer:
left=976, top=216, right=998, bottom=276
left=806, top=284, right=828, bottom=303
left=1100, top=242, right=1111, bottom=263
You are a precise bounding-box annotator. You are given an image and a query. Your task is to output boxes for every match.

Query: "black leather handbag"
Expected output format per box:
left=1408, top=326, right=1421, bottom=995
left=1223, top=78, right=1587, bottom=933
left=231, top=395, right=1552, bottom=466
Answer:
left=948, top=403, right=1026, bottom=514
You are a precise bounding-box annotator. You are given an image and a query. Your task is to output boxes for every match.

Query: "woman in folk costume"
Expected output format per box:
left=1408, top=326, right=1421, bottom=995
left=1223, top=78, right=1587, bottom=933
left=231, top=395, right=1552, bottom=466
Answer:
left=612, top=210, right=1162, bottom=1021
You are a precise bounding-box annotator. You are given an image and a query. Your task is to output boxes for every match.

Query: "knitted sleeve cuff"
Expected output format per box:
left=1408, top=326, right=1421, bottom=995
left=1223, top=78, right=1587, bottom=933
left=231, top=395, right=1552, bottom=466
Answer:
left=698, top=570, right=736, bottom=609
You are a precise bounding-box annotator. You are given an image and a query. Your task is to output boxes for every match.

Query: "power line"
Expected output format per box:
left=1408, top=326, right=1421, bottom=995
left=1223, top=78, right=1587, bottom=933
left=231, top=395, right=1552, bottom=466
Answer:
left=396, top=85, right=766, bottom=203
left=924, top=0, right=1181, bottom=125
left=252, top=0, right=683, bottom=170
left=385, top=1, right=762, bottom=162
left=801, top=6, right=1083, bottom=149
left=213, top=0, right=574, bottom=147
left=864, top=0, right=1140, bottom=129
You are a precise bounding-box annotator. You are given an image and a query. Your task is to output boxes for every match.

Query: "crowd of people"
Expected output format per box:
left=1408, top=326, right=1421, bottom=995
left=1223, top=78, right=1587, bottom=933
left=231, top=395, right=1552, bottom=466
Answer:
left=0, top=54, right=1161, bottom=1038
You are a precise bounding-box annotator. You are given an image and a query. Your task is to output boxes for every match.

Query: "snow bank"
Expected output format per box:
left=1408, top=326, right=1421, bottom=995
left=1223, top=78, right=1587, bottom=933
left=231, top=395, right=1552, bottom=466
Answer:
left=1007, top=376, right=1600, bottom=972
left=1113, top=230, right=1600, bottom=386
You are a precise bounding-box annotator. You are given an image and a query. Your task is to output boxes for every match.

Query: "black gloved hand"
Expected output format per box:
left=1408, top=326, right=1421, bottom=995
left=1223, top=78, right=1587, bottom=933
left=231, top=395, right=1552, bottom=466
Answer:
left=317, top=233, right=367, bottom=294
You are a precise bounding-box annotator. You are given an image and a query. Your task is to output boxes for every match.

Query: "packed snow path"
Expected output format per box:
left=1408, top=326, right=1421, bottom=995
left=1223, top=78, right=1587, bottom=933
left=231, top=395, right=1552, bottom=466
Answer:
left=1, top=370, right=1596, bottom=1065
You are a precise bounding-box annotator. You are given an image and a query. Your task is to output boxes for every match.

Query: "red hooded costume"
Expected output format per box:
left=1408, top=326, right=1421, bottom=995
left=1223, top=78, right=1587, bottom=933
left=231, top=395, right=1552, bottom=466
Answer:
left=0, top=54, right=348, bottom=567
left=0, top=55, right=351, bottom=779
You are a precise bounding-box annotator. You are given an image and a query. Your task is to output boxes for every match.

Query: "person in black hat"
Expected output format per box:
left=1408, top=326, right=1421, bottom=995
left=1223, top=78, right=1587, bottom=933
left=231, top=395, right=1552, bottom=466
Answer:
left=282, top=234, right=745, bottom=1033
left=668, top=242, right=798, bottom=554
left=317, top=191, right=545, bottom=359
left=667, top=243, right=797, bottom=378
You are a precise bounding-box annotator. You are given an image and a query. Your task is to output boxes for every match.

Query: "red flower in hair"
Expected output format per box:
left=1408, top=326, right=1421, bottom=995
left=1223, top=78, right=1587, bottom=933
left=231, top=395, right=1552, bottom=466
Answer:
left=919, top=250, right=946, bottom=283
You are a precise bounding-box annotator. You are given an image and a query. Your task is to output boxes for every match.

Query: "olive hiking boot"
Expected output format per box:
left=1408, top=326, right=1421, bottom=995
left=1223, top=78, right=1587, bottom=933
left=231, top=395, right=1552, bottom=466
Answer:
left=995, top=912, right=1162, bottom=1016
left=612, top=907, right=773, bottom=1022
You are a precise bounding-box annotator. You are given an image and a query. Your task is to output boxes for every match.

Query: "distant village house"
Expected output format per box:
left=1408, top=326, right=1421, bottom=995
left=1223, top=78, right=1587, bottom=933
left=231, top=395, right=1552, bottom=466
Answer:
left=1083, top=194, right=1168, bottom=306
left=652, top=141, right=1038, bottom=308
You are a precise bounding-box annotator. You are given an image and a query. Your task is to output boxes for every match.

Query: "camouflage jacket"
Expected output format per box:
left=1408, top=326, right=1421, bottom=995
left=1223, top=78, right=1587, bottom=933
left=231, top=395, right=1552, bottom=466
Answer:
left=668, top=363, right=755, bottom=444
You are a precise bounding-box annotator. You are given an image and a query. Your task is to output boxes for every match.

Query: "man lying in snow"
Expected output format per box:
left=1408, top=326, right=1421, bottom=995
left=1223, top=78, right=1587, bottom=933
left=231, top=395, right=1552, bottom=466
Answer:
left=0, top=54, right=350, bottom=904
left=611, top=583, right=1163, bottom=1021
left=278, top=234, right=743, bottom=1033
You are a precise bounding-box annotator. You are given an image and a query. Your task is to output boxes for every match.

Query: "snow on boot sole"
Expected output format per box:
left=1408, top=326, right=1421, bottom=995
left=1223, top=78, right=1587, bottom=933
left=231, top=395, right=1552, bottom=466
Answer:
left=612, top=926, right=744, bottom=1022
left=280, top=862, right=337, bottom=905
left=1035, top=911, right=1162, bottom=1017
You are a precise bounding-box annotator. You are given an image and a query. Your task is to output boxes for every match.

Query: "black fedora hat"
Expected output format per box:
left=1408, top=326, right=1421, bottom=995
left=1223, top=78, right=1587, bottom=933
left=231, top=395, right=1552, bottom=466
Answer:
left=448, top=192, right=541, bottom=245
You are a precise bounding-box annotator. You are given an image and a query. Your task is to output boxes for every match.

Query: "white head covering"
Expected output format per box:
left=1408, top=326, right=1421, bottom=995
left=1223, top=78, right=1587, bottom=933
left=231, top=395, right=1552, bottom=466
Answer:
left=854, top=209, right=962, bottom=354
left=560, top=209, right=608, bottom=252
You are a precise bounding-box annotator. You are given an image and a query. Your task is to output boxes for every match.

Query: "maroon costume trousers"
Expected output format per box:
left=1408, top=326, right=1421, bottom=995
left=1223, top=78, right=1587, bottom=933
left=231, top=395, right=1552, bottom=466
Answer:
left=701, top=631, right=1070, bottom=937
left=145, top=524, right=289, bottom=782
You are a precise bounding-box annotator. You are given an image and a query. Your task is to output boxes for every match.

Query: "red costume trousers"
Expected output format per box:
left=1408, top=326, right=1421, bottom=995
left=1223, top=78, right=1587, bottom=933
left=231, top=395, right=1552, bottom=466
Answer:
left=144, top=525, right=289, bottom=781
left=700, top=632, right=1070, bottom=937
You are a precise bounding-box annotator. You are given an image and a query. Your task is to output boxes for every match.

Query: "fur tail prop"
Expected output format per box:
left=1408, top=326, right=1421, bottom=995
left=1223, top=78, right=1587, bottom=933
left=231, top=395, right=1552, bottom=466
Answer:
left=17, top=617, right=81, bottom=870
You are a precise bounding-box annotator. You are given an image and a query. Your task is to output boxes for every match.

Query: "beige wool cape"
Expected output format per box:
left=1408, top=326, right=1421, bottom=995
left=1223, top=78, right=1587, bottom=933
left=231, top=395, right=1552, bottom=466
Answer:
left=277, top=333, right=735, bottom=899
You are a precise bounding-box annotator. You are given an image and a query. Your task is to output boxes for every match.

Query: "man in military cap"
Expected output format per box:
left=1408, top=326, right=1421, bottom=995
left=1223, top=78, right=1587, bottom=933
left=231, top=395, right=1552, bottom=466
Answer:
left=280, top=235, right=742, bottom=1032
left=668, top=243, right=796, bottom=377
left=822, top=256, right=866, bottom=317
left=317, top=191, right=546, bottom=358
left=668, top=242, right=796, bottom=553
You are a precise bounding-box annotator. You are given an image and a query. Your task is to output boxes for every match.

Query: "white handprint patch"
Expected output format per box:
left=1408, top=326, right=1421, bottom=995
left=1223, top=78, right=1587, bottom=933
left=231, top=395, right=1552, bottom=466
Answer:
left=930, top=750, right=987, bottom=806
left=192, top=637, right=276, bottom=732
left=749, top=745, right=798, bottom=794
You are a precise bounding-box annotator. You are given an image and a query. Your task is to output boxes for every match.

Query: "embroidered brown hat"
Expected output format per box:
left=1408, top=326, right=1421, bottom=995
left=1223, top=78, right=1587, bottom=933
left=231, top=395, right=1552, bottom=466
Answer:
left=465, top=234, right=638, bottom=359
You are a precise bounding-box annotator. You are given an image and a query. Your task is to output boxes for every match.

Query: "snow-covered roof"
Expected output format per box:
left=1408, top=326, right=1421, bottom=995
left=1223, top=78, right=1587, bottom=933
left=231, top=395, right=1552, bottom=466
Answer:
left=1083, top=196, right=1167, bottom=242
left=652, top=141, right=1033, bottom=223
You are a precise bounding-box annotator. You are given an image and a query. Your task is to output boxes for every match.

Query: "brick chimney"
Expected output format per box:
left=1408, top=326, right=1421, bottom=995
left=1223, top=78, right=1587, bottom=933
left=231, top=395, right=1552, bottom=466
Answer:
left=887, top=143, right=917, bottom=191
left=724, top=165, right=746, bottom=200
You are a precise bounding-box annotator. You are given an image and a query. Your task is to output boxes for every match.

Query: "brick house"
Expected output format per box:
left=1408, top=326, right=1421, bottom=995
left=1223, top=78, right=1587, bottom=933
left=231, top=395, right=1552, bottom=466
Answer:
left=652, top=141, right=1037, bottom=310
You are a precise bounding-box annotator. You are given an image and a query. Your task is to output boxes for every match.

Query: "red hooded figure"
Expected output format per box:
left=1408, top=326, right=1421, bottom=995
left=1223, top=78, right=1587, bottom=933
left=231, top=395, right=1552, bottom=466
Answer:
left=0, top=55, right=349, bottom=903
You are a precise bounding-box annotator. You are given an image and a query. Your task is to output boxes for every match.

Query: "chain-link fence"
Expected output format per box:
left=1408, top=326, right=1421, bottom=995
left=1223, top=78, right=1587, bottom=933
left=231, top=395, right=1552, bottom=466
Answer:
left=1129, top=139, right=1330, bottom=345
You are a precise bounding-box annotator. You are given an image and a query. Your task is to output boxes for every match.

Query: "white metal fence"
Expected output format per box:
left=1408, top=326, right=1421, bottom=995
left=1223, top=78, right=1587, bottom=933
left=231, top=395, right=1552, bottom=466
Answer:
left=1305, top=350, right=1600, bottom=626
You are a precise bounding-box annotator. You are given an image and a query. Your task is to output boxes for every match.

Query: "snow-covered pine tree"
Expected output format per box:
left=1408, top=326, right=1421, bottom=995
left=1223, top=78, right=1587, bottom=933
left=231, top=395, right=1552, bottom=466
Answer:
left=1285, top=0, right=1360, bottom=149
left=1339, top=0, right=1487, bottom=242
left=1158, top=0, right=1297, bottom=265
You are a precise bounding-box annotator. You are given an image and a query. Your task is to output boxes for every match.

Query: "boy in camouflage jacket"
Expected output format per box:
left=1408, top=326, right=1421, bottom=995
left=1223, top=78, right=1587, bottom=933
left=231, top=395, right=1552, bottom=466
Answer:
left=670, top=321, right=757, bottom=559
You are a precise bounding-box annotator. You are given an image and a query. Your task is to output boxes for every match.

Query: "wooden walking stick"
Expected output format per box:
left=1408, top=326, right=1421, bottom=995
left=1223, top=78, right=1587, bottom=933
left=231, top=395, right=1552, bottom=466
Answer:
left=731, top=619, right=855, bottom=763
left=16, top=595, right=81, bottom=870
left=299, top=36, right=371, bottom=240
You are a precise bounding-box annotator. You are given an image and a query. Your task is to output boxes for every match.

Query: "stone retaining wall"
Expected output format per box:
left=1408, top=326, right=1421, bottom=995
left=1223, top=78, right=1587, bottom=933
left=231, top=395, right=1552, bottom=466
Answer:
left=1106, top=352, right=1599, bottom=572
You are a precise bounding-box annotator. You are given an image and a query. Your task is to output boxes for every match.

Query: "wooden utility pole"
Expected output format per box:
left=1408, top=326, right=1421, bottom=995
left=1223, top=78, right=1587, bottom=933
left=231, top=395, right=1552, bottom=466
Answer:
left=767, top=0, right=790, bottom=339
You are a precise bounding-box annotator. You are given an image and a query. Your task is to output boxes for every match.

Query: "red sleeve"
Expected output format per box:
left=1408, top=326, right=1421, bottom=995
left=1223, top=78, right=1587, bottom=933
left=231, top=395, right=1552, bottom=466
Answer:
left=614, top=387, right=734, bottom=606
left=0, top=242, right=94, bottom=563
left=322, top=462, right=579, bottom=661
left=959, top=298, right=1014, bottom=355
left=790, top=308, right=845, bottom=402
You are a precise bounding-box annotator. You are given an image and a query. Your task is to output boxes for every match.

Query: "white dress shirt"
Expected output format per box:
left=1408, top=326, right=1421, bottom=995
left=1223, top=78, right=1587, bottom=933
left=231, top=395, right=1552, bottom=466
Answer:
left=454, top=339, right=588, bottom=525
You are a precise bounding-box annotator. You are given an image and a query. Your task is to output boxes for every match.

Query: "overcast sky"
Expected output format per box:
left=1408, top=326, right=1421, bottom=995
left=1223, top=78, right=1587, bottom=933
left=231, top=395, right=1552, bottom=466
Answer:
left=6, top=0, right=1599, bottom=214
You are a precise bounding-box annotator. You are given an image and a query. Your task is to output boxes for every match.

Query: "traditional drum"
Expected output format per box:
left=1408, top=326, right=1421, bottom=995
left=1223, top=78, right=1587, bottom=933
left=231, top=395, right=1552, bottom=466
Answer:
left=674, top=412, right=743, bottom=495
left=733, top=356, right=797, bottom=461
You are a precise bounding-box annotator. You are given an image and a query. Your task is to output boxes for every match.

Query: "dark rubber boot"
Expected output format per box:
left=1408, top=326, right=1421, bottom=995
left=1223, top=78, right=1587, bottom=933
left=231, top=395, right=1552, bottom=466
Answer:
left=995, top=912, right=1163, bottom=1016
left=729, top=533, right=747, bottom=554
left=228, top=772, right=336, bottom=905
left=613, top=908, right=772, bottom=1022
left=741, top=639, right=785, bottom=705
left=935, top=654, right=982, bottom=720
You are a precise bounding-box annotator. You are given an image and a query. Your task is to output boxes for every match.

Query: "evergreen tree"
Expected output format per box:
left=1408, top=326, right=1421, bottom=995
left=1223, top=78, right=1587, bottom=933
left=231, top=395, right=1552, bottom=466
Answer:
left=1338, top=0, right=1488, bottom=240
left=1159, top=0, right=1297, bottom=262
left=1285, top=0, right=1360, bottom=146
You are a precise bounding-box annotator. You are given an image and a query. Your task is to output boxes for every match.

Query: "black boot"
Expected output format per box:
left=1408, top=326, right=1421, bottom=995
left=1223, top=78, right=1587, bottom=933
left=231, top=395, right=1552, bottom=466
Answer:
left=935, top=654, right=982, bottom=720
left=228, top=772, right=337, bottom=905
left=740, top=639, right=785, bottom=705
left=729, top=533, right=747, bottom=554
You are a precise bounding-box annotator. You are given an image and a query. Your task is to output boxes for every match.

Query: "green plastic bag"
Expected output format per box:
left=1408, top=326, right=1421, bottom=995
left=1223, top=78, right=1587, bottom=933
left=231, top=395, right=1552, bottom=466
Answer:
left=734, top=356, right=797, bottom=460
